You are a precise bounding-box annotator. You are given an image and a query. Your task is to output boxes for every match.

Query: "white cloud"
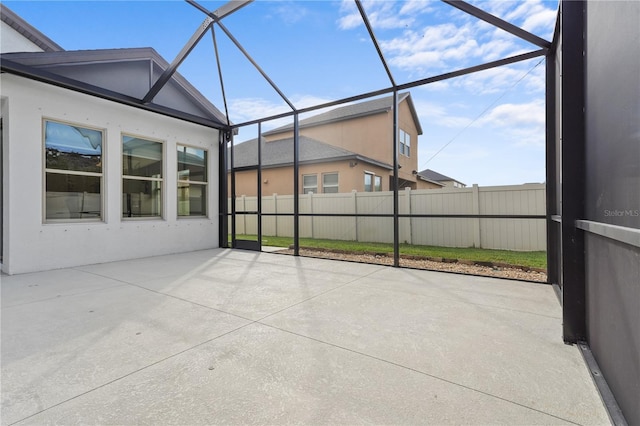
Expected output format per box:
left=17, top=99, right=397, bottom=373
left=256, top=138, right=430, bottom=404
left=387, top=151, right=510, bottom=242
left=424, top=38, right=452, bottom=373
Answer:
left=477, top=100, right=545, bottom=128
left=521, top=9, right=557, bottom=36
left=344, top=0, right=556, bottom=84
left=475, top=100, right=546, bottom=148
left=229, top=97, right=291, bottom=124
left=413, top=100, right=472, bottom=128
left=399, top=0, right=437, bottom=16
left=229, top=94, right=337, bottom=131
left=271, top=2, right=309, bottom=25
left=447, top=60, right=545, bottom=95
left=337, top=0, right=416, bottom=30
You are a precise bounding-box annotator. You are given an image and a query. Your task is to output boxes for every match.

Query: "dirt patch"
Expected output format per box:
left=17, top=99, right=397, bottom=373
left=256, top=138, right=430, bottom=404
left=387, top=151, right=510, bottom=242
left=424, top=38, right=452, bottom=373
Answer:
left=276, top=247, right=548, bottom=283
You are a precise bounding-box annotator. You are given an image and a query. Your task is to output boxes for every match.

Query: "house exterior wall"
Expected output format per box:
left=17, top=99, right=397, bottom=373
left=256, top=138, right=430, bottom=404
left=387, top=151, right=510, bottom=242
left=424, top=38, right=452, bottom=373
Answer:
left=0, top=20, right=43, bottom=53
left=230, top=160, right=391, bottom=197
left=0, top=74, right=219, bottom=275
left=264, top=98, right=420, bottom=186
left=415, top=180, right=442, bottom=190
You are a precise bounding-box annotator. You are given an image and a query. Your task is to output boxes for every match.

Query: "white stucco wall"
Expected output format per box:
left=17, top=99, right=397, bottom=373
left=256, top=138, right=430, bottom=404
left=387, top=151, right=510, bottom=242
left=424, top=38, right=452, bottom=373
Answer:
left=0, top=21, right=44, bottom=53
left=1, top=74, right=220, bottom=274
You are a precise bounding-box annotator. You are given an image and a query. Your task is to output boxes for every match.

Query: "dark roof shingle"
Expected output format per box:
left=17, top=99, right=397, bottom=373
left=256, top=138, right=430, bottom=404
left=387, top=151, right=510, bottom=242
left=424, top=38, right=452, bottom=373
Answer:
left=230, top=136, right=391, bottom=170
left=418, top=169, right=461, bottom=183
left=264, top=92, right=422, bottom=136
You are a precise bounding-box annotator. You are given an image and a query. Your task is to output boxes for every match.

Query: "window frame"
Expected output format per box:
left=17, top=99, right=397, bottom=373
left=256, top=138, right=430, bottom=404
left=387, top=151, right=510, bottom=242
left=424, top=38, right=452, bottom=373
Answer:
left=42, top=118, right=105, bottom=223
left=322, top=172, right=339, bottom=193
left=302, top=173, right=318, bottom=194
left=399, top=129, right=411, bottom=157
left=121, top=133, right=165, bottom=220
left=364, top=171, right=374, bottom=192
left=177, top=143, right=208, bottom=218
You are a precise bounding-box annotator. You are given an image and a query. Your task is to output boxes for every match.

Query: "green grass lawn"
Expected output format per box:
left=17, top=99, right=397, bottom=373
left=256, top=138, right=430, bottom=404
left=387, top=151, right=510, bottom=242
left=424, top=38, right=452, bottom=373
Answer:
left=235, top=235, right=547, bottom=270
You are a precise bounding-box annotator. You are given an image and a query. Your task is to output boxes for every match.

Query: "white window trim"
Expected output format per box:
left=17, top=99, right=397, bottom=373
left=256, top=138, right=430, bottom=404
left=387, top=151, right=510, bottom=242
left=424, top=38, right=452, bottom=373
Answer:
left=322, top=172, right=339, bottom=193
left=42, top=117, right=105, bottom=224
left=303, top=173, right=318, bottom=194
left=399, top=129, right=411, bottom=157
left=122, top=133, right=165, bottom=220
left=364, top=171, right=375, bottom=192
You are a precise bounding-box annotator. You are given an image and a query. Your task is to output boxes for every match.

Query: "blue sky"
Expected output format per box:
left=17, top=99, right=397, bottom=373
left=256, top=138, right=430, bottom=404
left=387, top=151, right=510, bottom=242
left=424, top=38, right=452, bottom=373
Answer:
left=6, top=0, right=558, bottom=186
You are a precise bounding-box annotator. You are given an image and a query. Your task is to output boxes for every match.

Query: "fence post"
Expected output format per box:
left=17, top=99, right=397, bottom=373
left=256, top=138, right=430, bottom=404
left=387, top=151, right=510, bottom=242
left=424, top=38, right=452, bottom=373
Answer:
left=241, top=194, right=246, bottom=235
left=309, top=192, right=314, bottom=239
left=273, top=193, right=278, bottom=237
left=352, top=190, right=358, bottom=241
left=472, top=184, right=481, bottom=248
left=403, top=187, right=412, bottom=245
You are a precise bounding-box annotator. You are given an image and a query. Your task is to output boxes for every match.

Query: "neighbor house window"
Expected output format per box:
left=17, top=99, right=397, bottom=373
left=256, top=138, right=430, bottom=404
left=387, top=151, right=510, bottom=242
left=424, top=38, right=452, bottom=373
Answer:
left=303, top=174, right=317, bottom=194
left=399, top=129, right=411, bottom=157
left=364, top=172, right=374, bottom=192
left=322, top=173, right=339, bottom=193
left=177, top=145, right=208, bottom=217
left=374, top=176, right=382, bottom=191
left=122, top=135, right=163, bottom=218
left=364, top=172, right=382, bottom=192
left=44, top=120, right=103, bottom=221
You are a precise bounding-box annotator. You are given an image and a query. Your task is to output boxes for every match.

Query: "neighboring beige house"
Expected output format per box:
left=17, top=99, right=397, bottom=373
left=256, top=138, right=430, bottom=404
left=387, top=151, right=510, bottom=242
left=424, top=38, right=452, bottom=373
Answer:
left=230, top=93, right=443, bottom=196
left=417, top=169, right=466, bottom=188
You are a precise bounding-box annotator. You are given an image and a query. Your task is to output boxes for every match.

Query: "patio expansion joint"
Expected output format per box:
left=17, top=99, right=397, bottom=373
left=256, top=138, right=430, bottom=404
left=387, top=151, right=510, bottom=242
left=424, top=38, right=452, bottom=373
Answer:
left=350, top=281, right=562, bottom=321
left=72, top=268, right=257, bottom=323
left=255, top=323, right=584, bottom=426
left=253, top=265, right=389, bottom=323
left=1, top=282, right=132, bottom=310
left=6, top=267, right=386, bottom=425
left=7, top=320, right=259, bottom=426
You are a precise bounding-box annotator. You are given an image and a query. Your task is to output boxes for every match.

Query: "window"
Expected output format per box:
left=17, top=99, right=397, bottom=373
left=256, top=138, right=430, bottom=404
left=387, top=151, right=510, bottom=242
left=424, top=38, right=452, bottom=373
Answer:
left=177, top=145, right=208, bottom=217
left=365, top=172, right=382, bottom=192
left=122, top=135, right=163, bottom=218
left=44, top=120, right=103, bottom=221
left=322, top=173, right=339, bottom=193
left=364, top=172, right=373, bottom=192
left=303, top=174, right=317, bottom=194
left=374, top=176, right=382, bottom=192
left=399, top=129, right=411, bottom=157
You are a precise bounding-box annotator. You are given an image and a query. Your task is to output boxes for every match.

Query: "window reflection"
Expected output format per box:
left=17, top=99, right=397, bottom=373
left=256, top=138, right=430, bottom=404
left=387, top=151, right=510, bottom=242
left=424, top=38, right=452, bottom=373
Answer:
left=177, top=145, right=208, bottom=217
left=44, top=120, right=103, bottom=221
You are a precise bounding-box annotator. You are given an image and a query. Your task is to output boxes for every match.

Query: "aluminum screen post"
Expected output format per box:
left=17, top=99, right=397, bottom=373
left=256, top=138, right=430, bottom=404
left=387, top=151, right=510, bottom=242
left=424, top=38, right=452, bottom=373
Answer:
left=545, top=53, right=559, bottom=287
left=293, top=113, right=300, bottom=256
left=393, top=90, right=400, bottom=267
left=230, top=131, right=236, bottom=248
left=219, top=130, right=229, bottom=248
left=257, top=122, right=262, bottom=249
left=560, top=0, right=587, bottom=343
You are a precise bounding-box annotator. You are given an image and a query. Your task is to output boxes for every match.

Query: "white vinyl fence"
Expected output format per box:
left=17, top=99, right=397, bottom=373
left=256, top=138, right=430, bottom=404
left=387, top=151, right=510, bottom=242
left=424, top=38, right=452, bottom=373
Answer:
left=232, top=183, right=546, bottom=251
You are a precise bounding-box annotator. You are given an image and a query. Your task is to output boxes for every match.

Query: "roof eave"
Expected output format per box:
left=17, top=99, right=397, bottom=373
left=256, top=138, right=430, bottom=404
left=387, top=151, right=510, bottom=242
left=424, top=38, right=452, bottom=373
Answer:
left=1, top=58, right=226, bottom=129
left=401, top=92, right=423, bottom=136
left=0, top=5, right=64, bottom=52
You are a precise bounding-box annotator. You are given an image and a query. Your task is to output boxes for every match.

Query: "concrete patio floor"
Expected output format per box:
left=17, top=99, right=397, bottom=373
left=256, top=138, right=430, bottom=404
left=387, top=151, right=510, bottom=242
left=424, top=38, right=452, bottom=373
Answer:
left=1, top=249, right=609, bottom=425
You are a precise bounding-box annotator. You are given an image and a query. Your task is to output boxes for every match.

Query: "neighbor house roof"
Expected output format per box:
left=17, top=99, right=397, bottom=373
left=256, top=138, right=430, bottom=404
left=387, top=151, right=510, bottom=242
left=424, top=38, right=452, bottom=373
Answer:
left=417, top=169, right=464, bottom=185
left=1, top=47, right=227, bottom=128
left=263, top=92, right=423, bottom=136
left=1, top=5, right=64, bottom=52
left=231, top=136, right=393, bottom=171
